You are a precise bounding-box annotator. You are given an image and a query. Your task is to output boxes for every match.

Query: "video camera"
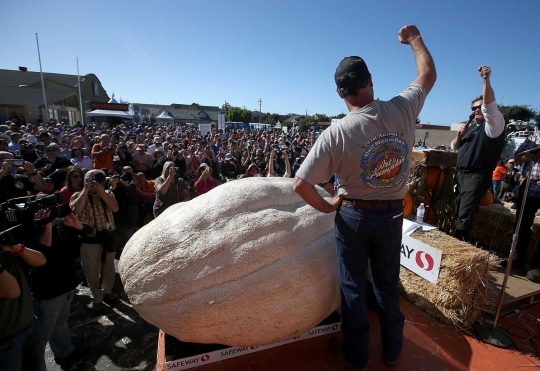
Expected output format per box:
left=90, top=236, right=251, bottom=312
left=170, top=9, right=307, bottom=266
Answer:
left=0, top=193, right=72, bottom=234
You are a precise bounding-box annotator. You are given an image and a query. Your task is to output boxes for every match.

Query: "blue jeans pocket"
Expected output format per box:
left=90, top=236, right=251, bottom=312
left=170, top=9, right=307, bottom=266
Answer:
left=335, top=208, right=362, bottom=244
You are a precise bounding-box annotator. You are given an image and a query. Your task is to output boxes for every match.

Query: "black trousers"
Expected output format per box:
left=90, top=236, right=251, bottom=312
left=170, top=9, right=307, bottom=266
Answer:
left=515, top=182, right=540, bottom=268
left=454, top=170, right=492, bottom=242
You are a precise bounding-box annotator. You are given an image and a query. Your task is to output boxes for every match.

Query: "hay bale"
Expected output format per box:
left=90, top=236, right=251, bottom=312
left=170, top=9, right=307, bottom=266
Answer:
left=474, top=204, right=540, bottom=262
left=399, top=231, right=500, bottom=328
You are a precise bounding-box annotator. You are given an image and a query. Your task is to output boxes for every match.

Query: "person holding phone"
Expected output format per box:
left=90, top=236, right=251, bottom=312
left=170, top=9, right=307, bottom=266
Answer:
left=153, top=161, right=190, bottom=217
left=0, top=151, right=47, bottom=202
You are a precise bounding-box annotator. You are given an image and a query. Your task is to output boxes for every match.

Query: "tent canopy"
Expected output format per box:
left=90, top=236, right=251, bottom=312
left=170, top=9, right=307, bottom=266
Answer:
left=86, top=109, right=133, bottom=119
left=156, top=111, right=174, bottom=121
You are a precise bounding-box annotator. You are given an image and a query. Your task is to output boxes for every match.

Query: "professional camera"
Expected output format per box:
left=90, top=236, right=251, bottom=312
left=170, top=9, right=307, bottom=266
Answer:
left=0, top=224, right=27, bottom=246
left=0, top=193, right=72, bottom=231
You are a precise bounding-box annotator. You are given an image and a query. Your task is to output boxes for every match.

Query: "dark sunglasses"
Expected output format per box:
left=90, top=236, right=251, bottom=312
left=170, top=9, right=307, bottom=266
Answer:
left=471, top=105, right=482, bottom=111
left=46, top=148, right=57, bottom=152
left=70, top=174, right=82, bottom=178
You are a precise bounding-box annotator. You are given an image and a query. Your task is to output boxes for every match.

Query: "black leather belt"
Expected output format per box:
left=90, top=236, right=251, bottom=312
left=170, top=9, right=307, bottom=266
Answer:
left=341, top=199, right=404, bottom=211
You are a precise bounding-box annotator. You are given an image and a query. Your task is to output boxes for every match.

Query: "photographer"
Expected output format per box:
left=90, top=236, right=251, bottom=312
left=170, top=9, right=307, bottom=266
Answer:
left=154, top=161, right=190, bottom=217
left=28, top=210, right=92, bottom=362
left=268, top=149, right=291, bottom=178
left=33, top=143, right=72, bottom=190
left=153, top=149, right=187, bottom=180
left=70, top=170, right=119, bottom=310
left=91, top=134, right=115, bottom=170
left=1, top=225, right=47, bottom=370
left=0, top=151, right=47, bottom=202
left=220, top=153, right=239, bottom=180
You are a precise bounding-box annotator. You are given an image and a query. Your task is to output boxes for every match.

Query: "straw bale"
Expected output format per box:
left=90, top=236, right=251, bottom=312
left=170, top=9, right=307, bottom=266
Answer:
left=399, top=231, right=500, bottom=328
left=473, top=204, right=540, bottom=261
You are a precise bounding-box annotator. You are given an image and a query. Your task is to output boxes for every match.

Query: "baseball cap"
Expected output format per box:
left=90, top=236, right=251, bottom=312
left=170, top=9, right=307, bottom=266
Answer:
left=334, top=56, right=370, bottom=86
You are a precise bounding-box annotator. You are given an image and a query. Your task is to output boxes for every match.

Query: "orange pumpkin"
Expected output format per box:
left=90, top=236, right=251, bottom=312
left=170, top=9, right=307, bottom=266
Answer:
left=418, top=190, right=432, bottom=206
left=423, top=207, right=436, bottom=225
left=404, top=191, right=413, bottom=217
left=479, top=190, right=494, bottom=206
left=425, top=167, right=445, bottom=190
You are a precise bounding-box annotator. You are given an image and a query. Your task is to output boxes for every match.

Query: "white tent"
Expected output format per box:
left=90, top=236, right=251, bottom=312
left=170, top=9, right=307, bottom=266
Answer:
left=156, top=111, right=174, bottom=121
left=86, top=104, right=134, bottom=120
left=86, top=109, right=133, bottom=119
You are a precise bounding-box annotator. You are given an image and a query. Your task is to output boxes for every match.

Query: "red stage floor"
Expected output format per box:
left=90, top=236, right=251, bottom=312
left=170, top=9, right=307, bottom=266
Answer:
left=176, top=298, right=540, bottom=371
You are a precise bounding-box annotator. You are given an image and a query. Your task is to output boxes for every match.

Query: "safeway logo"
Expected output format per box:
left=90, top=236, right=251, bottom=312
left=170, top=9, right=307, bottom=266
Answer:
left=331, top=324, right=338, bottom=330
left=415, top=251, right=434, bottom=271
left=200, top=355, right=210, bottom=362
left=249, top=346, right=257, bottom=350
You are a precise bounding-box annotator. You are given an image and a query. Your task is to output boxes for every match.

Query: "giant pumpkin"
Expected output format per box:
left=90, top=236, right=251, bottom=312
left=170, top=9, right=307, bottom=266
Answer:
left=119, top=177, right=341, bottom=346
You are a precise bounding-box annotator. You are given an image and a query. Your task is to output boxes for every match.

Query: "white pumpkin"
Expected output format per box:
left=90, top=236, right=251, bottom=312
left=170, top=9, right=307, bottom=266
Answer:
left=119, top=177, right=340, bottom=346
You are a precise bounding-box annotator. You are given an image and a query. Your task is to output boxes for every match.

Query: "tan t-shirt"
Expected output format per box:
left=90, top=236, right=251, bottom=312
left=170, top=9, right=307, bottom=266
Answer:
left=296, top=84, right=426, bottom=200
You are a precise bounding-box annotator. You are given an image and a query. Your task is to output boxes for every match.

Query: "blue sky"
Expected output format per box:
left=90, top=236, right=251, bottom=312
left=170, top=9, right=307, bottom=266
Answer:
left=1, top=0, right=539, bottom=125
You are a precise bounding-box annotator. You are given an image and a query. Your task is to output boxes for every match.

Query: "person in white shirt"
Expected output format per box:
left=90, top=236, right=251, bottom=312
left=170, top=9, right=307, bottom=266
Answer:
left=451, top=66, right=505, bottom=243
left=148, top=136, right=166, bottom=155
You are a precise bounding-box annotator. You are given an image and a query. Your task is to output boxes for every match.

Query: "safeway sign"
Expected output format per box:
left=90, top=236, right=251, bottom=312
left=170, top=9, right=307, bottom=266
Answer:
left=400, top=234, right=442, bottom=284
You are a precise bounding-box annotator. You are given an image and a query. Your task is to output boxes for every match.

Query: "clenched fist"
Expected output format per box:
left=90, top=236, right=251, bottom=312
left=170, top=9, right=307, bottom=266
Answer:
left=399, top=25, right=421, bottom=44
left=478, top=66, right=491, bottom=81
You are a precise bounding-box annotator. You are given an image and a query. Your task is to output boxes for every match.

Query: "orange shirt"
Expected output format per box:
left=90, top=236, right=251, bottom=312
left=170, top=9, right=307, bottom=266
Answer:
left=91, top=144, right=113, bottom=169
left=137, top=180, right=155, bottom=199
left=492, top=164, right=507, bottom=181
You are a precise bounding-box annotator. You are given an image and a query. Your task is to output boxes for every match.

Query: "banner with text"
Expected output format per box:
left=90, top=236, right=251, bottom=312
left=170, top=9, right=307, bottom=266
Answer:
left=400, top=234, right=442, bottom=284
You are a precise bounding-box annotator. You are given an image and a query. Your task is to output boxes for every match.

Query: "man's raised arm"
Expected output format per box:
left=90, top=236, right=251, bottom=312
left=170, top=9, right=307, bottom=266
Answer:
left=399, top=25, right=437, bottom=95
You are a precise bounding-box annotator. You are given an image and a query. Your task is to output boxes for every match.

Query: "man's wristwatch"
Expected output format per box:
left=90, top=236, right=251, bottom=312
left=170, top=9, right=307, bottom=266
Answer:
left=29, top=171, right=38, bottom=176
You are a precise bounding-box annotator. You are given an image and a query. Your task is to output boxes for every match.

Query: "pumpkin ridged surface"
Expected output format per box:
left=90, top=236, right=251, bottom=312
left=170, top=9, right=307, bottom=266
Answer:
left=119, top=177, right=341, bottom=346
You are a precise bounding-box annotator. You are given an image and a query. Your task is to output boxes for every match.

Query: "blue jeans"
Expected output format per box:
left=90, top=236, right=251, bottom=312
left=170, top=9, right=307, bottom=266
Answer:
left=492, top=180, right=502, bottom=199
left=334, top=206, right=405, bottom=367
left=0, top=317, right=46, bottom=371
left=33, top=290, right=76, bottom=359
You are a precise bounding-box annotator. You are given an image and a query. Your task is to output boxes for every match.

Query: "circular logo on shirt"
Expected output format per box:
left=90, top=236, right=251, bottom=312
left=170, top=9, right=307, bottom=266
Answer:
left=14, top=181, right=25, bottom=190
left=360, top=132, right=409, bottom=189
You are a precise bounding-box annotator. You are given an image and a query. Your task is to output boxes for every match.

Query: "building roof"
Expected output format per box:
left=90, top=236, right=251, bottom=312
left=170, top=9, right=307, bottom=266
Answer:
left=135, top=103, right=224, bottom=121
left=0, top=86, right=75, bottom=107
left=0, top=69, right=91, bottom=88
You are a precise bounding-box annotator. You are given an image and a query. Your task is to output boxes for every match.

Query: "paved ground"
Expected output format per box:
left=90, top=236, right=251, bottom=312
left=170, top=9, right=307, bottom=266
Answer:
left=44, top=259, right=158, bottom=371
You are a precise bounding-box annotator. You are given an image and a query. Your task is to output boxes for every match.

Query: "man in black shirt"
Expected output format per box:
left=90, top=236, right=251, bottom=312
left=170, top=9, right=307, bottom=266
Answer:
left=0, top=229, right=47, bottom=370
left=33, top=144, right=72, bottom=190
left=0, top=151, right=48, bottom=203
left=450, top=66, right=505, bottom=243
left=29, top=211, right=92, bottom=361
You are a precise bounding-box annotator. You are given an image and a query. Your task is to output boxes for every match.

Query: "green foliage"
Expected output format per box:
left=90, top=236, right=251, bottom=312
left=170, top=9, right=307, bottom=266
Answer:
left=225, top=107, right=252, bottom=124
left=497, top=105, right=536, bottom=123
left=314, top=113, right=329, bottom=122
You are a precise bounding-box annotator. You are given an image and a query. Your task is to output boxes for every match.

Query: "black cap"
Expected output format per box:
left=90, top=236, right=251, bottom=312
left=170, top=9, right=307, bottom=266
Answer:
left=120, top=172, right=133, bottom=182
left=335, top=56, right=370, bottom=86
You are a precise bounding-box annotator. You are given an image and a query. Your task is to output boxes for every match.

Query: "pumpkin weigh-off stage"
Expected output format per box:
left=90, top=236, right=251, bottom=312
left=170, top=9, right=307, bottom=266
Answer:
left=119, top=178, right=341, bottom=346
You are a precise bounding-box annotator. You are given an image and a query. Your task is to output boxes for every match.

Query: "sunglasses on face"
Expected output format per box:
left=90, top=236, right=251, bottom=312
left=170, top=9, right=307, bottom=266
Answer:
left=71, top=174, right=82, bottom=178
left=471, top=105, right=482, bottom=111
left=46, top=148, right=57, bottom=152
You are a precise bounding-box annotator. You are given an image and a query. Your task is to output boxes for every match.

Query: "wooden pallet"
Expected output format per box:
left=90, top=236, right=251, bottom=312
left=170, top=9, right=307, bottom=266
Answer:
left=485, top=268, right=540, bottom=316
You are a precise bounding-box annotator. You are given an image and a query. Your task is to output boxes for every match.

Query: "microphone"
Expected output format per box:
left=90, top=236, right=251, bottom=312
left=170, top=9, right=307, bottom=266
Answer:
left=464, top=113, right=475, bottom=130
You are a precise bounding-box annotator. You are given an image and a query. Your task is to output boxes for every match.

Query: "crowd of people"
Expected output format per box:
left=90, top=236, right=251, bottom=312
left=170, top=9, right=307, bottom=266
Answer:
left=0, top=116, right=327, bottom=369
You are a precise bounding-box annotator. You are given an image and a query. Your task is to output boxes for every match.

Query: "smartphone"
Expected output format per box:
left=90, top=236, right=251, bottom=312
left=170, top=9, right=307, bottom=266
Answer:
left=12, top=159, right=25, bottom=167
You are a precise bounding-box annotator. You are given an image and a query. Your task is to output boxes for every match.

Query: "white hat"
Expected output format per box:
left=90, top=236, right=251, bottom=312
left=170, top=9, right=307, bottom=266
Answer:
left=225, top=153, right=233, bottom=160
left=154, top=136, right=162, bottom=144
left=26, top=135, right=38, bottom=144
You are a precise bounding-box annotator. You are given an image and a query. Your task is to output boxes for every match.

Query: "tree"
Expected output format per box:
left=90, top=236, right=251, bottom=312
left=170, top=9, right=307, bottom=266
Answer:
left=298, top=117, right=311, bottom=132
left=497, top=105, right=536, bottom=123
left=226, top=107, right=252, bottom=124
left=314, top=113, right=330, bottom=122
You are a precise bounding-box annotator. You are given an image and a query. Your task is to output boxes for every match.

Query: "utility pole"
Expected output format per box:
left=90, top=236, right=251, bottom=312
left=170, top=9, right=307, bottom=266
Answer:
left=258, top=98, right=262, bottom=123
